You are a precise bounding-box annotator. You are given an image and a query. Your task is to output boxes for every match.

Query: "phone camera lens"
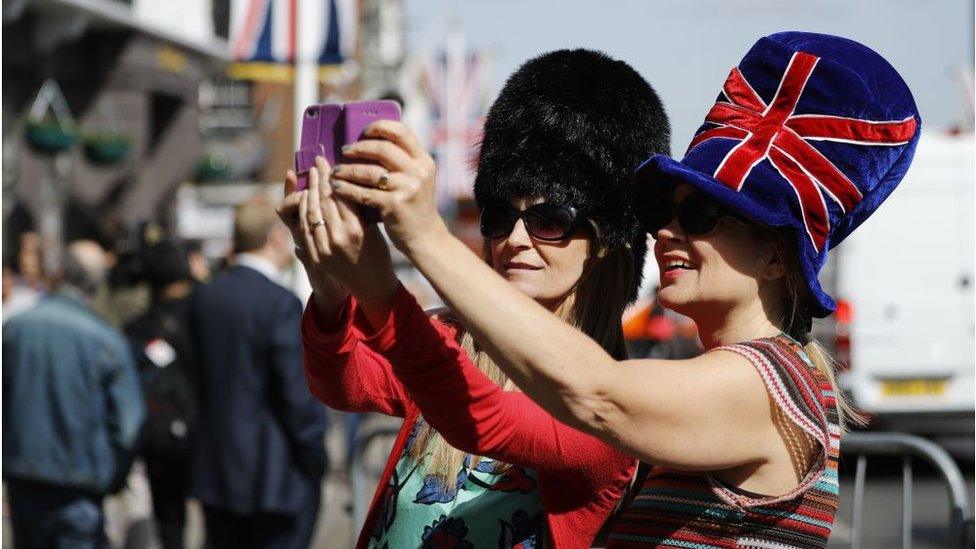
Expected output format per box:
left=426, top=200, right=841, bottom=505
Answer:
left=307, top=107, right=318, bottom=118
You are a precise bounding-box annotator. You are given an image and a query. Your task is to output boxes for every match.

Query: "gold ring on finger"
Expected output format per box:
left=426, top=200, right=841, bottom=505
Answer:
left=377, top=171, right=391, bottom=190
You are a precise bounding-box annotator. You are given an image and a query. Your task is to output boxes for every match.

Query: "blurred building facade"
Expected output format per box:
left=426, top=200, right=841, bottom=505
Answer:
left=2, top=0, right=490, bottom=310
left=2, top=0, right=230, bottom=268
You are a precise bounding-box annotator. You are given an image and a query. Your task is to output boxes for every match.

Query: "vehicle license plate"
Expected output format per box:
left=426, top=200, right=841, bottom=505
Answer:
left=880, top=379, right=948, bottom=397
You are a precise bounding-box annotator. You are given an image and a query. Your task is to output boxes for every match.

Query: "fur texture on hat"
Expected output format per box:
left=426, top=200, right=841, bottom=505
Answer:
left=474, top=49, right=670, bottom=302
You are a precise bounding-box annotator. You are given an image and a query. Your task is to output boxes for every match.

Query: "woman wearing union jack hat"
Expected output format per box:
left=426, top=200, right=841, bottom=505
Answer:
left=325, top=31, right=921, bottom=546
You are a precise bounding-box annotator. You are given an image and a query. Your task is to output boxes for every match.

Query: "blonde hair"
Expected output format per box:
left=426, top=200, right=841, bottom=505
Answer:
left=408, top=237, right=634, bottom=479
left=775, top=230, right=865, bottom=431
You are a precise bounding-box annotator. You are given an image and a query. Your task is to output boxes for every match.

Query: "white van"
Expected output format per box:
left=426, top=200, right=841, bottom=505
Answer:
left=819, top=131, right=975, bottom=450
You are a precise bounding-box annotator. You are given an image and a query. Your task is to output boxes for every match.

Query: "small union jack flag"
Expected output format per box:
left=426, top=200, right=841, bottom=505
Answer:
left=421, top=32, right=489, bottom=212
left=230, top=0, right=355, bottom=65
left=689, top=51, right=917, bottom=251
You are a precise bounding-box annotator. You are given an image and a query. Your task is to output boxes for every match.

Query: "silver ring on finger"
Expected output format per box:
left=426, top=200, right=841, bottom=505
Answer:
left=377, top=171, right=391, bottom=191
left=310, top=218, right=325, bottom=228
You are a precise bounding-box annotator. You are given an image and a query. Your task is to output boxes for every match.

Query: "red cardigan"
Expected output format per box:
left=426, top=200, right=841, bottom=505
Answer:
left=302, top=285, right=635, bottom=549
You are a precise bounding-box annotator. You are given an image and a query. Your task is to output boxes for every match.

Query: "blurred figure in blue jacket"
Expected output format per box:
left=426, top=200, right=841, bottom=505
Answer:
left=3, top=239, right=146, bottom=549
left=190, top=195, right=327, bottom=549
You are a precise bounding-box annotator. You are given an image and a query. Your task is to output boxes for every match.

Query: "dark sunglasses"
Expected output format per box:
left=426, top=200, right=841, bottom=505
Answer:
left=645, top=192, right=747, bottom=237
left=480, top=203, right=587, bottom=241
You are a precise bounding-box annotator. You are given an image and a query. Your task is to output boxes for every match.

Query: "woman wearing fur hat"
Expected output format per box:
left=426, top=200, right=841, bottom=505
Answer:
left=278, top=49, right=670, bottom=548
left=323, top=32, right=920, bottom=547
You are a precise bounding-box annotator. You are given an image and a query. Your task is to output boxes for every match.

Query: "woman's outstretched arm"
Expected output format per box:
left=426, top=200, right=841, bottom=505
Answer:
left=399, top=223, right=774, bottom=469
left=354, top=282, right=635, bottom=486
left=331, top=120, right=779, bottom=470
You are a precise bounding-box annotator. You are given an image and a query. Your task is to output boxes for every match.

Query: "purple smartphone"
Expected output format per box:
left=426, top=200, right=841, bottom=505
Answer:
left=295, top=104, right=343, bottom=190
left=294, top=100, right=402, bottom=222
left=341, top=100, right=402, bottom=146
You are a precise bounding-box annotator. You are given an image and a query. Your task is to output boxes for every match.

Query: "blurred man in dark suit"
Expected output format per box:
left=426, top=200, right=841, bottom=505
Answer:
left=190, top=195, right=327, bottom=549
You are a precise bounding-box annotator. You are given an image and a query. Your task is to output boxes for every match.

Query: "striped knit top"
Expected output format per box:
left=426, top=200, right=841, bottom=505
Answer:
left=607, top=335, right=840, bottom=548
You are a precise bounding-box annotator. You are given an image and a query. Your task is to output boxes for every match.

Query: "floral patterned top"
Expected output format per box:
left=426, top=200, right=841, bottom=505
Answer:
left=368, top=420, right=543, bottom=549
left=302, top=286, right=636, bottom=548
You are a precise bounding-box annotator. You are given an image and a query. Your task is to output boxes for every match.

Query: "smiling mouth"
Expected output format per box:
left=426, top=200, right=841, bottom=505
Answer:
left=662, top=259, right=696, bottom=272
left=504, top=263, right=542, bottom=271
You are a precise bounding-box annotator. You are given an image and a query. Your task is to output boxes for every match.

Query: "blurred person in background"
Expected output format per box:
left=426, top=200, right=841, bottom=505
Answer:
left=124, top=239, right=199, bottom=549
left=2, top=256, right=42, bottom=322
left=623, top=286, right=701, bottom=360
left=185, top=239, right=213, bottom=283
left=2, top=226, right=48, bottom=323
left=99, top=220, right=168, bottom=329
left=16, top=231, right=48, bottom=290
left=622, top=286, right=675, bottom=357
left=3, top=239, right=146, bottom=549
left=3, top=205, right=47, bottom=292
left=190, top=195, right=327, bottom=549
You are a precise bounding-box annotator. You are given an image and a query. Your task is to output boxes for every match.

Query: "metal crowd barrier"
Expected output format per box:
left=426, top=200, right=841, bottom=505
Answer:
left=350, top=423, right=402, bottom=531
left=841, top=431, right=973, bottom=549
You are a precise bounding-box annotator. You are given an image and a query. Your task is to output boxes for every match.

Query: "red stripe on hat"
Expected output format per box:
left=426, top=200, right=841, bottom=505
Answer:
left=705, top=102, right=762, bottom=132
left=687, top=125, right=749, bottom=153
left=724, top=67, right=767, bottom=112
left=713, top=53, right=818, bottom=189
left=769, top=146, right=829, bottom=250
left=786, top=114, right=917, bottom=144
left=776, top=129, right=862, bottom=213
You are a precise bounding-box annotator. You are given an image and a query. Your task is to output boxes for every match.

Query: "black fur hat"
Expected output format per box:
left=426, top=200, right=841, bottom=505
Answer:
left=474, top=49, right=670, bottom=301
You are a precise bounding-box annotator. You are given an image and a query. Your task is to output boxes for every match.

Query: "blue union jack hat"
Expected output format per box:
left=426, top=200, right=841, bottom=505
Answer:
left=635, top=31, right=921, bottom=317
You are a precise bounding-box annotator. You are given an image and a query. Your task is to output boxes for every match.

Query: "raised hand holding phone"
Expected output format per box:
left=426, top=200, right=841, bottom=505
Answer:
left=279, top=154, right=399, bottom=327
left=328, top=119, right=447, bottom=255
left=277, top=165, right=349, bottom=323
